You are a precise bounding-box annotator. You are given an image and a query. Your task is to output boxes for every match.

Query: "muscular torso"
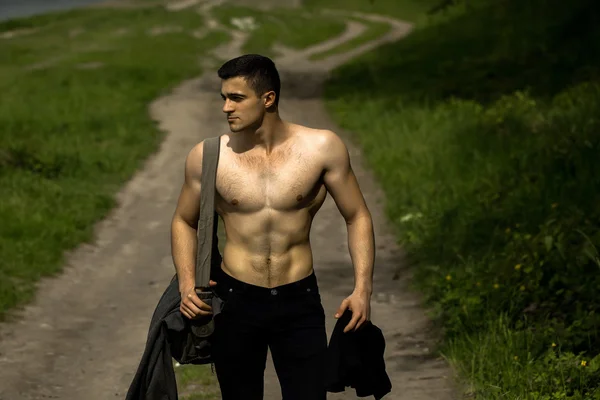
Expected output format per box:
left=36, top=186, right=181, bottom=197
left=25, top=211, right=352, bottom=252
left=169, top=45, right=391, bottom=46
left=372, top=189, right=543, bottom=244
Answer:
left=214, top=126, right=328, bottom=288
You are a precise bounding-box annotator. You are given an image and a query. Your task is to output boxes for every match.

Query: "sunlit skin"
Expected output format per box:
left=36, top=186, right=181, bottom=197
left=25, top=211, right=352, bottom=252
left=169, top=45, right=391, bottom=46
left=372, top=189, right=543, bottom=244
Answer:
left=171, top=76, right=375, bottom=333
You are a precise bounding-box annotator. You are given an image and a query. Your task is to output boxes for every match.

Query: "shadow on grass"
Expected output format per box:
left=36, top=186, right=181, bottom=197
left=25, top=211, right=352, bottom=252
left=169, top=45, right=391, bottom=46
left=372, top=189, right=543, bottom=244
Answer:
left=326, top=0, right=600, bottom=105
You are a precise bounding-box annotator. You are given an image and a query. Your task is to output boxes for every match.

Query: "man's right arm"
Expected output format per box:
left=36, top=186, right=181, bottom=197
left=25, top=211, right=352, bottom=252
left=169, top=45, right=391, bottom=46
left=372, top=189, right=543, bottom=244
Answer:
left=171, top=141, right=214, bottom=319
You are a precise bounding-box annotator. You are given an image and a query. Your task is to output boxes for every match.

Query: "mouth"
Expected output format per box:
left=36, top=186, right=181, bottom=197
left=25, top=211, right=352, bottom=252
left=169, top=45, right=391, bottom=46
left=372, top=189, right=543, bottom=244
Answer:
left=227, top=117, right=237, bottom=121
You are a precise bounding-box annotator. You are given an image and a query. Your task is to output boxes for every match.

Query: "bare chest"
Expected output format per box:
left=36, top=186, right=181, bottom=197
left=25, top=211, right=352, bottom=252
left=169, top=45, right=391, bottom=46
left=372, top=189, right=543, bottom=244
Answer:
left=215, top=144, right=325, bottom=213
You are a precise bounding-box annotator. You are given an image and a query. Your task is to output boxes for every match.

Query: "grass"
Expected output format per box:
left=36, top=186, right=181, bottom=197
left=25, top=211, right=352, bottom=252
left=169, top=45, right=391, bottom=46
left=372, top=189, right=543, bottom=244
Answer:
left=303, top=0, right=439, bottom=23
left=175, top=362, right=221, bottom=400
left=309, top=17, right=392, bottom=61
left=211, top=5, right=347, bottom=58
left=321, top=0, right=600, bottom=397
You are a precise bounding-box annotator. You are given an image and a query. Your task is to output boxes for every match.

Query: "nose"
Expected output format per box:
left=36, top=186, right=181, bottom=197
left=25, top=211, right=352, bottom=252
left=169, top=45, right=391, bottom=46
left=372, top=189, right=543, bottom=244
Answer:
left=222, top=98, right=234, bottom=114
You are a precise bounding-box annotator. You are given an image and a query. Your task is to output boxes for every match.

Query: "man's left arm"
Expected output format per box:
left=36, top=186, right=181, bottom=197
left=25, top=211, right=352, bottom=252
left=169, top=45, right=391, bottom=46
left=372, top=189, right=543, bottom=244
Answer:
left=321, top=130, right=375, bottom=333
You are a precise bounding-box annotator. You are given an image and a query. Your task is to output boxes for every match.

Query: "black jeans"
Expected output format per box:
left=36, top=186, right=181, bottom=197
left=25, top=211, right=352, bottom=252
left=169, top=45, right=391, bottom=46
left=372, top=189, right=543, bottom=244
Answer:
left=212, top=268, right=327, bottom=400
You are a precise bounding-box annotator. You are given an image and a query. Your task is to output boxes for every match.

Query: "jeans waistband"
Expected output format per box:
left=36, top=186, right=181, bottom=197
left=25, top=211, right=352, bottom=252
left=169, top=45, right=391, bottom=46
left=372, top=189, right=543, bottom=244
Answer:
left=216, top=268, right=319, bottom=299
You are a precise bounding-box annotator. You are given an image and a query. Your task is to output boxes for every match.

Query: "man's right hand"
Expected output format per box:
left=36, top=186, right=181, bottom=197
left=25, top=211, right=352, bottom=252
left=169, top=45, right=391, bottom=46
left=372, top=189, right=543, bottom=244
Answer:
left=179, top=280, right=218, bottom=320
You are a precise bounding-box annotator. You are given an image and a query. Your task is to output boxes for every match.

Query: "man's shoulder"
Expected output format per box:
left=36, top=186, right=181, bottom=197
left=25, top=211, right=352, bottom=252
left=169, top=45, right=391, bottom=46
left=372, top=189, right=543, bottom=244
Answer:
left=294, top=125, right=342, bottom=150
left=292, top=127, right=347, bottom=172
left=186, top=134, right=226, bottom=162
left=308, top=128, right=347, bottom=160
left=186, top=140, right=205, bottom=163
left=183, top=140, right=210, bottom=181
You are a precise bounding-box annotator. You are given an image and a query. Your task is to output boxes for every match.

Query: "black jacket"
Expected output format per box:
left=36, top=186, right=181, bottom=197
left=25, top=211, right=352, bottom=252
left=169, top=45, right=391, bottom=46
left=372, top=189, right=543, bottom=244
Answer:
left=125, top=278, right=183, bottom=400
left=325, top=310, right=392, bottom=399
left=125, top=277, right=223, bottom=400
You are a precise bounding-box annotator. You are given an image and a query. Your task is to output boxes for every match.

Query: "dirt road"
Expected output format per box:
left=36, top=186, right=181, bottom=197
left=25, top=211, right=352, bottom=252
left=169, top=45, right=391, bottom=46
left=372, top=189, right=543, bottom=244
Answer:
left=0, top=1, right=457, bottom=399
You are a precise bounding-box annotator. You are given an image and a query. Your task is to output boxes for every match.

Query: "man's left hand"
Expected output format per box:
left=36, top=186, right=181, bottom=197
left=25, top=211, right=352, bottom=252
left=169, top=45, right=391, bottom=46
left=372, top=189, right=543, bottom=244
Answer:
left=335, top=290, right=371, bottom=333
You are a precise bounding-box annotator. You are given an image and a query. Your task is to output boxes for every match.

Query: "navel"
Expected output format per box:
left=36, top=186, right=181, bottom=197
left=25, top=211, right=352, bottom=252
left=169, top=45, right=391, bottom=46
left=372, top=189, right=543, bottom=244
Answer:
left=231, top=199, right=239, bottom=206
left=266, top=257, right=271, bottom=264
left=296, top=194, right=303, bottom=202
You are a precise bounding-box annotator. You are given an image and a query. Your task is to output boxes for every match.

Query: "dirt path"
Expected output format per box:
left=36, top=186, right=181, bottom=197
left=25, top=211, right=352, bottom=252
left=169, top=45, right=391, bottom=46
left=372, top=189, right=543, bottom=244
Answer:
left=0, top=1, right=457, bottom=399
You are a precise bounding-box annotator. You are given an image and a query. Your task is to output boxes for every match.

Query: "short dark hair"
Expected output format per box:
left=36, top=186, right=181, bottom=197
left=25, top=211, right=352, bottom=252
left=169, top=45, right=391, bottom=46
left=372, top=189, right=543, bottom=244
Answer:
left=217, top=54, right=281, bottom=107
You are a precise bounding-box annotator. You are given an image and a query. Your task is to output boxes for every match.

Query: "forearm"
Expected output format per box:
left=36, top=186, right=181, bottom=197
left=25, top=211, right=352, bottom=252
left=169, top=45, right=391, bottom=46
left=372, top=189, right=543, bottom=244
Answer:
left=171, top=216, right=198, bottom=292
left=346, top=212, right=375, bottom=295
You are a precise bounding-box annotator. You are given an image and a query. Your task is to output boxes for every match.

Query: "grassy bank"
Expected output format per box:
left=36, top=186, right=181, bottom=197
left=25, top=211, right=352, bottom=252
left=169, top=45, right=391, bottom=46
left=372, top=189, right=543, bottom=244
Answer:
left=322, top=0, right=600, bottom=398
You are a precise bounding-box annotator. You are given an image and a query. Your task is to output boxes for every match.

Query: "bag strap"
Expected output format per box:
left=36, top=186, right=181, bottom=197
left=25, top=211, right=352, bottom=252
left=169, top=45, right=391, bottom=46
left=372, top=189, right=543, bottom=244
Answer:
left=195, top=135, right=221, bottom=290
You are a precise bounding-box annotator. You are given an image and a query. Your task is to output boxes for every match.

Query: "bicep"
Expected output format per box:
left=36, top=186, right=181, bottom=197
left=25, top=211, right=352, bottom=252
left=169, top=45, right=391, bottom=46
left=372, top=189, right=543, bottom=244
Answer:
left=173, top=142, right=204, bottom=227
left=321, top=132, right=369, bottom=223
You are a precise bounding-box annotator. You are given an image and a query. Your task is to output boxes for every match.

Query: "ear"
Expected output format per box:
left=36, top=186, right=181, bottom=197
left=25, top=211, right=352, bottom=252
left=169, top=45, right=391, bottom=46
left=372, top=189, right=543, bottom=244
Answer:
left=263, top=91, right=277, bottom=108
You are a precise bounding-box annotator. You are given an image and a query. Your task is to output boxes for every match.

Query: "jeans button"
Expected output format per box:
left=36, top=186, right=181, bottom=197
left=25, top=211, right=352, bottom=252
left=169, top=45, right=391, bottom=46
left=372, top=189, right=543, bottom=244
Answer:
left=271, top=289, right=278, bottom=296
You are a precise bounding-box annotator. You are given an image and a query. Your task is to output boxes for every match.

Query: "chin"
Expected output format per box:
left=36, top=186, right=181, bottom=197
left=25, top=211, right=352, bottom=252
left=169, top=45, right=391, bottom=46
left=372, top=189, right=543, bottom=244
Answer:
left=229, top=123, right=247, bottom=133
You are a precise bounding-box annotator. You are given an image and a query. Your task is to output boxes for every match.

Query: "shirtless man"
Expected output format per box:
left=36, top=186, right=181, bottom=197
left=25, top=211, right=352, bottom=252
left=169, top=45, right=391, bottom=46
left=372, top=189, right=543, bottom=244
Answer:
left=170, top=54, right=375, bottom=400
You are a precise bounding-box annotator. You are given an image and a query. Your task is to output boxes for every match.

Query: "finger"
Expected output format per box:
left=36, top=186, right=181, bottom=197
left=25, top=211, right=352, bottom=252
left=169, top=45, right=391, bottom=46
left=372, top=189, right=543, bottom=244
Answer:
left=344, top=312, right=362, bottom=333
left=186, top=298, right=214, bottom=315
left=181, top=303, right=196, bottom=318
left=183, top=304, right=212, bottom=319
left=209, top=280, right=218, bottom=286
left=187, top=291, right=213, bottom=311
left=180, top=306, right=192, bottom=320
left=194, top=309, right=213, bottom=318
left=354, top=316, right=367, bottom=331
left=191, top=297, right=212, bottom=311
left=335, top=299, right=349, bottom=318
left=184, top=298, right=204, bottom=315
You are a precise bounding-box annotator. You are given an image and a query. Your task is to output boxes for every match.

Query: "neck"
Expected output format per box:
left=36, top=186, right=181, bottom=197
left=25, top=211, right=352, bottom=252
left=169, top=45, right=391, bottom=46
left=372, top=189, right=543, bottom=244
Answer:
left=242, top=111, right=289, bottom=154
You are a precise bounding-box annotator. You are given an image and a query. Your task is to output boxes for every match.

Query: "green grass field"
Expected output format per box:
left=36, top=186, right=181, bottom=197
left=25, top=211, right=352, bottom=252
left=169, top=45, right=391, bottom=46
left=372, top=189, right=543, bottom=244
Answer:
left=211, top=5, right=347, bottom=58
left=304, top=0, right=439, bottom=23
left=322, top=0, right=600, bottom=397
left=309, top=17, right=392, bottom=61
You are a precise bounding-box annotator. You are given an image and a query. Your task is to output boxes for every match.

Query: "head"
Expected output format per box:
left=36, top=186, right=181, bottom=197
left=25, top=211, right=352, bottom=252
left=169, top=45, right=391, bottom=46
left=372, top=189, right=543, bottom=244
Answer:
left=217, top=54, right=281, bottom=133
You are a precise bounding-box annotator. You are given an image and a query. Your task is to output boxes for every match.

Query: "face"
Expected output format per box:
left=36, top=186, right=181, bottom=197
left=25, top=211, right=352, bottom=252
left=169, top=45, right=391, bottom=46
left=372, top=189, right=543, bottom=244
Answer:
left=220, top=76, right=275, bottom=133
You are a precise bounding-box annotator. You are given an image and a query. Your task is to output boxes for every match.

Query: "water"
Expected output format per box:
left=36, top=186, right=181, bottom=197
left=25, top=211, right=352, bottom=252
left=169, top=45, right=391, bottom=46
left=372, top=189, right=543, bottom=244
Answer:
left=0, top=0, right=106, bottom=22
